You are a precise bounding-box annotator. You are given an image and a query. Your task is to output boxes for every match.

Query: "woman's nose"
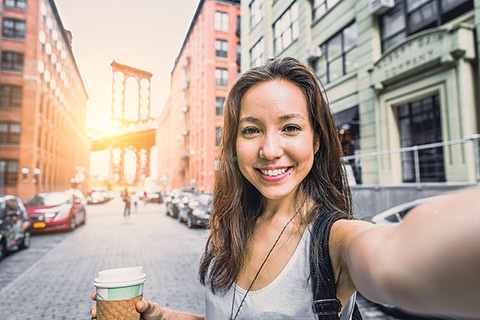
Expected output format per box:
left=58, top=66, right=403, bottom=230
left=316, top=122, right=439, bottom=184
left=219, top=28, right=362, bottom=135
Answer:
left=259, top=132, right=283, bottom=160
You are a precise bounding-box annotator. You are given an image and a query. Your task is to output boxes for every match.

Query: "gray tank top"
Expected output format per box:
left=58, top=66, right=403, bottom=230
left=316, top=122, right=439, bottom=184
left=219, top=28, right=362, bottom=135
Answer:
left=204, top=226, right=357, bottom=319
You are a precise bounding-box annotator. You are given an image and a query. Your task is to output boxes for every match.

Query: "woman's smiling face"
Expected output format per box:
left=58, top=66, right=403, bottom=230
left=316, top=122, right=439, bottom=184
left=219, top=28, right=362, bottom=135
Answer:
left=236, top=79, right=318, bottom=201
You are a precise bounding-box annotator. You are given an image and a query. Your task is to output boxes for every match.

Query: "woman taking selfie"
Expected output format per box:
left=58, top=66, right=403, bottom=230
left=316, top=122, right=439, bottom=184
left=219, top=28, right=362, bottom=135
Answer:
left=91, top=57, right=480, bottom=320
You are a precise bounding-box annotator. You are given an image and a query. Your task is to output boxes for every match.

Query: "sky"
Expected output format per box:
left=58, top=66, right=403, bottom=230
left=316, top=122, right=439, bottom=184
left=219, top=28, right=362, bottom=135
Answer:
left=55, top=0, right=201, bottom=130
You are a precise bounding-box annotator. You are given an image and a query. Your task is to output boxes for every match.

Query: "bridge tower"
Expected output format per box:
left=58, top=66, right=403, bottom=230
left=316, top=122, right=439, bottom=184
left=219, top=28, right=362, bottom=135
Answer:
left=104, top=62, right=156, bottom=185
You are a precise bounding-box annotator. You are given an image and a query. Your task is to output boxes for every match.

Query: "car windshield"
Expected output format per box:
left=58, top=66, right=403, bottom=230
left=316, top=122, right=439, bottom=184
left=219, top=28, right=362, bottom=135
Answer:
left=26, top=192, right=71, bottom=207
left=384, top=214, right=400, bottom=223
left=196, top=194, right=213, bottom=208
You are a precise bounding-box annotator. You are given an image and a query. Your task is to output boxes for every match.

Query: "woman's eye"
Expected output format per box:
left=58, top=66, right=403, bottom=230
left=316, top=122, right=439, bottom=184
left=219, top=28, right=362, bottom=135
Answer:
left=242, top=127, right=259, bottom=135
left=283, top=125, right=300, bottom=133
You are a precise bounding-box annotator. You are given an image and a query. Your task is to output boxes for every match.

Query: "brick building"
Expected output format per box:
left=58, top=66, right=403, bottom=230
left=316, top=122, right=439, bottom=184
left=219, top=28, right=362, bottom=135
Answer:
left=156, top=0, right=240, bottom=193
left=0, top=0, right=89, bottom=201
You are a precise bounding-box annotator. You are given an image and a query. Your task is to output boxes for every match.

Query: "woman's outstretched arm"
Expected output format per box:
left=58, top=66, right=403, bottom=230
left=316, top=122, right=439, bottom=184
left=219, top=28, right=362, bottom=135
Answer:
left=336, top=186, right=480, bottom=318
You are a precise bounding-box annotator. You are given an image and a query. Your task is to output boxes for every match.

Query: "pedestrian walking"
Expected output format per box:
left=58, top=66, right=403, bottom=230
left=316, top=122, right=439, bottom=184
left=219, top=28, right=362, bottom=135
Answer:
left=123, top=190, right=131, bottom=217
left=91, top=57, right=480, bottom=320
left=141, top=190, right=148, bottom=207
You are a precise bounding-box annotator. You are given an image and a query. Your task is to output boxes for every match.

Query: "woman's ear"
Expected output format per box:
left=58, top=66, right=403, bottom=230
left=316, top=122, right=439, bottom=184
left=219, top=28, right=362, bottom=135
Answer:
left=314, top=137, right=320, bottom=154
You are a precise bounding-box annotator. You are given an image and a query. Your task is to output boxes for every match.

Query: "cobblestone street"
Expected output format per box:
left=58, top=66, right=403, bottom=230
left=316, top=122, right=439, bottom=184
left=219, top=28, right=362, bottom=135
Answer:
left=0, top=197, right=399, bottom=320
left=0, top=198, right=208, bottom=319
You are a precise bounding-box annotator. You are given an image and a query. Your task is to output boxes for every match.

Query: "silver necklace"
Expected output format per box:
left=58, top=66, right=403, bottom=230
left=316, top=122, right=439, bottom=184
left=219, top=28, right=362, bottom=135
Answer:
left=229, top=204, right=304, bottom=320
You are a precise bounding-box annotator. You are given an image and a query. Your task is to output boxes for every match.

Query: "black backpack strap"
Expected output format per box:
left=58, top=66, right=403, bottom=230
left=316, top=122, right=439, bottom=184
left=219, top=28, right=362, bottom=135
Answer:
left=310, top=210, right=363, bottom=320
left=310, top=210, right=342, bottom=319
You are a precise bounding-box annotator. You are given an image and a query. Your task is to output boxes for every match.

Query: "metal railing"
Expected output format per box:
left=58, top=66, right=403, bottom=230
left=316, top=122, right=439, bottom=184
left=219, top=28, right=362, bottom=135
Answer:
left=342, top=134, right=480, bottom=185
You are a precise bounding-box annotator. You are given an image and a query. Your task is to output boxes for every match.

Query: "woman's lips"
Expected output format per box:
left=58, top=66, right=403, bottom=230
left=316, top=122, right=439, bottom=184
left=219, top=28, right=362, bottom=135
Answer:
left=256, top=167, right=292, bottom=182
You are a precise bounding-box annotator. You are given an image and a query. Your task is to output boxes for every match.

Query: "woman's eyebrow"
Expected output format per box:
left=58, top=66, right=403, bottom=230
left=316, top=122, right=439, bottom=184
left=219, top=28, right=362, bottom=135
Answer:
left=239, top=113, right=305, bottom=124
left=239, top=116, right=259, bottom=124
left=279, top=113, right=305, bottom=121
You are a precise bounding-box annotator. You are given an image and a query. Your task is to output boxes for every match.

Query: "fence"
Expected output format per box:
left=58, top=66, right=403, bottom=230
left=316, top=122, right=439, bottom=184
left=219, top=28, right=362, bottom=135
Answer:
left=342, top=134, right=480, bottom=186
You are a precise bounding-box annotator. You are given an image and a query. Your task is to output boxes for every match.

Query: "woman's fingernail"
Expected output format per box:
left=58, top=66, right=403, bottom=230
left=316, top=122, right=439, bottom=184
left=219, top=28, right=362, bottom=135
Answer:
left=137, top=301, right=144, bottom=309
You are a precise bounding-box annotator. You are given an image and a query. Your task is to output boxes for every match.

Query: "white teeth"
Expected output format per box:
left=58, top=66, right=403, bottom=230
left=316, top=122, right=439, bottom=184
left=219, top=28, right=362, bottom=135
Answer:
left=261, top=168, right=288, bottom=176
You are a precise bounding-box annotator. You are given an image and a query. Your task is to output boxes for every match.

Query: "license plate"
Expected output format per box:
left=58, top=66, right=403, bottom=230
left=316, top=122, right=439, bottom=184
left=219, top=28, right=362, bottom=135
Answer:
left=33, top=222, right=46, bottom=229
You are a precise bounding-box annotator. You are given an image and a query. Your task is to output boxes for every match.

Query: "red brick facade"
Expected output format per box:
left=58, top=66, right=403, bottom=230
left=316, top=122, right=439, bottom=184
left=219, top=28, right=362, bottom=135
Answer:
left=0, top=0, right=89, bottom=201
left=156, top=0, right=240, bottom=193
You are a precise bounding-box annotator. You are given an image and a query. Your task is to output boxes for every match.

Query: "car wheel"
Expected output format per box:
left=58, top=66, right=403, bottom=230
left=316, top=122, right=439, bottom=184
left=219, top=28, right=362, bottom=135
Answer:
left=187, top=216, right=193, bottom=228
left=20, top=230, right=31, bottom=249
left=81, top=211, right=86, bottom=225
left=0, top=240, right=6, bottom=261
left=69, top=214, right=76, bottom=231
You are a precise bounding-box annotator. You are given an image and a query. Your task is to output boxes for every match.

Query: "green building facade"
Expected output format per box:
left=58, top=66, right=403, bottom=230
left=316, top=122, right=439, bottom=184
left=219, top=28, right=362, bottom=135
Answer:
left=241, top=0, right=480, bottom=185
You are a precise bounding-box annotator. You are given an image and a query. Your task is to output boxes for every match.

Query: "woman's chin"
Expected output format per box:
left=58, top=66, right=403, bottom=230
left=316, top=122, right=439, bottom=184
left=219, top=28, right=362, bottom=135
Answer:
left=258, top=186, right=296, bottom=201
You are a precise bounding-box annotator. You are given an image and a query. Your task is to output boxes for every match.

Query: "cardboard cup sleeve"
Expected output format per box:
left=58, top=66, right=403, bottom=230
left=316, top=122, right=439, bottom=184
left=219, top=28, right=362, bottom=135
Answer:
left=96, top=294, right=143, bottom=320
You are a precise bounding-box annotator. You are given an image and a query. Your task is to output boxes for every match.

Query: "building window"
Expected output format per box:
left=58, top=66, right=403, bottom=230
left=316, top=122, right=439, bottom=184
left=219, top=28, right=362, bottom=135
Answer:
left=215, top=127, right=222, bottom=147
left=236, top=41, right=241, bottom=66
left=2, top=18, right=26, bottom=40
left=312, top=0, right=340, bottom=21
left=0, top=159, right=18, bottom=186
left=380, top=0, right=473, bottom=52
left=0, top=85, right=22, bottom=108
left=312, top=22, right=357, bottom=84
left=3, top=0, right=27, bottom=9
left=333, top=106, right=361, bottom=183
left=398, top=94, right=445, bottom=183
left=216, top=97, right=225, bottom=117
left=236, top=15, right=241, bottom=37
left=1, top=51, right=24, bottom=72
left=215, top=68, right=228, bottom=87
left=0, top=122, right=21, bottom=144
left=215, top=39, right=228, bottom=58
left=250, top=38, right=265, bottom=68
left=274, top=2, right=299, bottom=54
left=215, top=11, right=229, bottom=32
left=250, top=0, right=264, bottom=28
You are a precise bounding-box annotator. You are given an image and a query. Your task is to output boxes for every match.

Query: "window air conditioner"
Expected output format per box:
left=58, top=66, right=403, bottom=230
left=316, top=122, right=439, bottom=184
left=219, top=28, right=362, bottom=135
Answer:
left=306, top=47, right=322, bottom=61
left=369, top=0, right=394, bottom=15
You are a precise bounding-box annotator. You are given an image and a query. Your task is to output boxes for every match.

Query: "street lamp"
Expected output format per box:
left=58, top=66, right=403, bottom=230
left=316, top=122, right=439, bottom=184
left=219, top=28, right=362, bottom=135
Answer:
left=33, top=168, right=41, bottom=185
left=21, top=167, right=29, bottom=182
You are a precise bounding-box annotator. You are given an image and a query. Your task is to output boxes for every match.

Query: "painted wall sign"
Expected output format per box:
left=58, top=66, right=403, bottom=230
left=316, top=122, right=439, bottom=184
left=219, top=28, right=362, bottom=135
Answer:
left=371, top=27, right=474, bottom=87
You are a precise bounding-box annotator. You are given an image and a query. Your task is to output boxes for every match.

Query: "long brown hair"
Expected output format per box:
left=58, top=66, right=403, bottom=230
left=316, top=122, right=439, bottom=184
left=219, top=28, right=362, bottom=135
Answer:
left=199, top=56, right=352, bottom=292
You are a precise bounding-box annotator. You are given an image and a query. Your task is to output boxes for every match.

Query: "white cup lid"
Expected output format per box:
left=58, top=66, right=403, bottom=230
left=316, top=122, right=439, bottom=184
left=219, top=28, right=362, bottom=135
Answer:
left=94, top=266, right=146, bottom=288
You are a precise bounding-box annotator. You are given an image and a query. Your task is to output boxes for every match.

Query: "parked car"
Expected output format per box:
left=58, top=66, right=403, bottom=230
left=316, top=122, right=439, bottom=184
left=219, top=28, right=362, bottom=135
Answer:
left=371, top=196, right=440, bottom=226
left=166, top=189, right=193, bottom=219
left=178, top=192, right=213, bottom=228
left=370, top=195, right=465, bottom=320
left=87, top=191, right=108, bottom=205
left=146, top=191, right=163, bottom=204
left=165, top=189, right=180, bottom=218
left=0, top=195, right=32, bottom=261
left=25, top=189, right=87, bottom=233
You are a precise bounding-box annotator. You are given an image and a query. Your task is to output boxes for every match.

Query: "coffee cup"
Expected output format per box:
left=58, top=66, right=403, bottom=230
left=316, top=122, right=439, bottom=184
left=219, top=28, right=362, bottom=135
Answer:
left=94, top=266, right=147, bottom=320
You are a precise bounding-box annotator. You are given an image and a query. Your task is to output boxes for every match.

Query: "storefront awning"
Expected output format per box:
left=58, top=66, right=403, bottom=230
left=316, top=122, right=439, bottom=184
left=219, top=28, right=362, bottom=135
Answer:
left=332, top=106, right=358, bottom=131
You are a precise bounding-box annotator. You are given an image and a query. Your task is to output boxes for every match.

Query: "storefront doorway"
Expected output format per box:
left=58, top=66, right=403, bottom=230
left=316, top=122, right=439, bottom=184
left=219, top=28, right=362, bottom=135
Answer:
left=397, top=94, right=445, bottom=182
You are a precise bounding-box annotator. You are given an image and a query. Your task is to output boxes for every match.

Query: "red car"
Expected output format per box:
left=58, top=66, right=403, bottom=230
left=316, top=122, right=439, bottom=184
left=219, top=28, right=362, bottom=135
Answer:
left=25, top=189, right=87, bottom=232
